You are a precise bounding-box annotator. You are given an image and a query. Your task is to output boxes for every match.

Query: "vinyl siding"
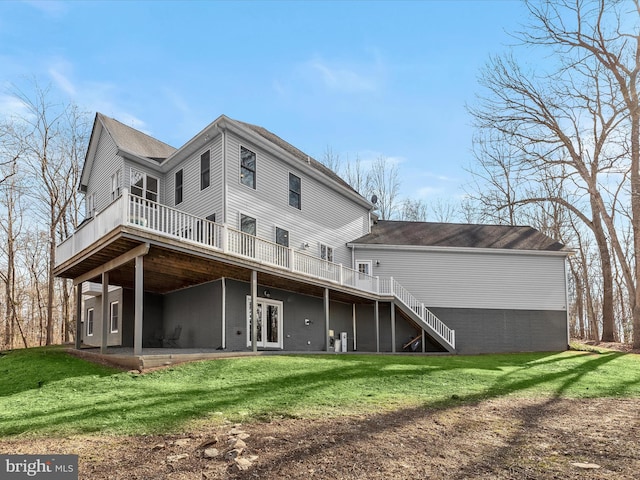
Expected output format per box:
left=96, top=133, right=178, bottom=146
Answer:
left=354, top=247, right=567, bottom=311
left=85, top=129, right=123, bottom=215
left=225, top=132, right=369, bottom=266
left=164, top=135, right=223, bottom=220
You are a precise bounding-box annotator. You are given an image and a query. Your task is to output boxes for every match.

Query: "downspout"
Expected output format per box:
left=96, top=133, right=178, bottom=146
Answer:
left=221, top=277, right=226, bottom=349
left=564, top=255, right=571, bottom=349
left=221, top=127, right=227, bottom=224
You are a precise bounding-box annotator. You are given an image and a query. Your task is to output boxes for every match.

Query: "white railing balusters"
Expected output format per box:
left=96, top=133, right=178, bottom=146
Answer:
left=56, top=192, right=454, bottom=350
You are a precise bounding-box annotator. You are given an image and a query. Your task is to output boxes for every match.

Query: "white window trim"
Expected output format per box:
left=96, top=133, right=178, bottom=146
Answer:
left=238, top=211, right=257, bottom=235
left=288, top=171, right=301, bottom=210
left=86, top=308, right=94, bottom=336
left=130, top=168, right=160, bottom=202
left=245, top=295, right=284, bottom=349
left=319, top=243, right=334, bottom=263
left=275, top=225, right=289, bottom=247
left=110, top=301, right=119, bottom=333
left=239, top=145, right=257, bottom=190
left=200, top=150, right=211, bottom=191
left=111, top=169, right=122, bottom=201
left=87, top=192, right=96, bottom=218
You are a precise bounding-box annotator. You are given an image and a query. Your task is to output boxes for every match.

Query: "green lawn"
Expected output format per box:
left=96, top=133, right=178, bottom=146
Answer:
left=1, top=345, right=639, bottom=437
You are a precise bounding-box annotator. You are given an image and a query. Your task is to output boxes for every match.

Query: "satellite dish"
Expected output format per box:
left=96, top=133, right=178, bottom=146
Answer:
left=371, top=194, right=378, bottom=204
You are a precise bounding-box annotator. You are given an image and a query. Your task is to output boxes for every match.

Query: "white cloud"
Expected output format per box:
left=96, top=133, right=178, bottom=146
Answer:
left=48, top=62, right=76, bottom=96
left=306, top=58, right=379, bottom=93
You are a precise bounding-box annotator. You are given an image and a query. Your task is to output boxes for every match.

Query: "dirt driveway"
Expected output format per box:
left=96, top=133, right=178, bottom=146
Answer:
left=2, top=396, right=639, bottom=479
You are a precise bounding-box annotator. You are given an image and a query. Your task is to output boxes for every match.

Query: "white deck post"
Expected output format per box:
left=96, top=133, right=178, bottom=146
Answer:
left=390, top=300, right=396, bottom=353
left=251, top=270, right=258, bottom=353
left=100, top=272, right=109, bottom=354
left=75, top=282, right=83, bottom=350
left=352, top=303, right=357, bottom=351
left=133, top=254, right=144, bottom=356
left=222, top=224, right=228, bottom=253
left=390, top=277, right=394, bottom=296
left=375, top=300, right=380, bottom=353
left=324, top=288, right=330, bottom=351
left=289, top=247, right=295, bottom=271
left=339, top=264, right=343, bottom=285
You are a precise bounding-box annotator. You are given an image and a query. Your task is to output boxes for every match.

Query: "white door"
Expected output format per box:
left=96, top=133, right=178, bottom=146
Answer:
left=356, top=260, right=373, bottom=291
left=246, top=297, right=283, bottom=349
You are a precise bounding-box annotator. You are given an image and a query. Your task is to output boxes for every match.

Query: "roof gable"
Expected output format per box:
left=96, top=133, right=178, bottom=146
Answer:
left=350, top=220, right=568, bottom=252
left=98, top=113, right=176, bottom=160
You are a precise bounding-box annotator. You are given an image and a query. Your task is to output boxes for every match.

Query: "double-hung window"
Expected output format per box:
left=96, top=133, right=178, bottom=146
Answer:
left=111, top=170, right=121, bottom=201
left=175, top=169, right=183, bottom=205
left=240, top=147, right=256, bottom=189
left=240, top=214, right=256, bottom=236
left=86, top=193, right=96, bottom=218
left=240, top=214, right=257, bottom=257
left=320, top=244, right=334, bottom=263
left=289, top=173, right=301, bottom=209
left=200, top=151, right=210, bottom=190
left=86, top=308, right=94, bottom=336
left=110, top=301, right=119, bottom=333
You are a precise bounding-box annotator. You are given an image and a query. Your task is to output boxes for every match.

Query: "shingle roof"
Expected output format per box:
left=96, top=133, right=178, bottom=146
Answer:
left=236, top=120, right=359, bottom=195
left=350, top=220, right=568, bottom=252
left=99, top=113, right=176, bottom=161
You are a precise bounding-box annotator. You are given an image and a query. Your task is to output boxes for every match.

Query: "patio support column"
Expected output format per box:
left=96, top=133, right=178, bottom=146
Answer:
left=324, top=288, right=330, bottom=351
left=375, top=300, right=380, bottom=353
left=390, top=301, right=396, bottom=353
left=422, top=330, right=426, bottom=353
left=251, top=270, right=257, bottom=353
left=75, top=282, right=83, bottom=350
left=221, top=277, right=226, bottom=349
left=133, top=254, right=144, bottom=356
left=352, top=304, right=357, bottom=351
left=100, top=272, right=109, bottom=354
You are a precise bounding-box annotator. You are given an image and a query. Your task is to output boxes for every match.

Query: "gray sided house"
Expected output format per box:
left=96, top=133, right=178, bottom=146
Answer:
left=54, top=113, right=571, bottom=361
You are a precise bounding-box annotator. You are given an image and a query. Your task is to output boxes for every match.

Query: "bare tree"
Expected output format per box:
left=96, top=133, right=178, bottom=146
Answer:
left=343, top=153, right=370, bottom=196
left=321, top=145, right=342, bottom=175
left=400, top=198, right=429, bottom=222
left=469, top=6, right=632, bottom=342
left=515, top=0, right=640, bottom=346
left=367, top=155, right=401, bottom=220
left=10, top=83, right=89, bottom=345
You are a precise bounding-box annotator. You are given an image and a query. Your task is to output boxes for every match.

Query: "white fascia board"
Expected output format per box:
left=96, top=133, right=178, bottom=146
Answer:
left=224, top=119, right=373, bottom=210
left=346, top=242, right=572, bottom=257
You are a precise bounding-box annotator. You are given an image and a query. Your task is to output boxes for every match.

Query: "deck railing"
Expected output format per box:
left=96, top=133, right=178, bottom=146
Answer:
left=382, top=278, right=455, bottom=350
left=57, top=190, right=454, bottom=349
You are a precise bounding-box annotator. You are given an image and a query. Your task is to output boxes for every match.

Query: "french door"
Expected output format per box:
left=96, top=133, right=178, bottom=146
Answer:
left=356, top=260, right=374, bottom=291
left=246, top=296, right=283, bottom=349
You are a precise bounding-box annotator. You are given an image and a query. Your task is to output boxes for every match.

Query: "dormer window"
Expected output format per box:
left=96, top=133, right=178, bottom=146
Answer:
left=240, top=147, right=256, bottom=189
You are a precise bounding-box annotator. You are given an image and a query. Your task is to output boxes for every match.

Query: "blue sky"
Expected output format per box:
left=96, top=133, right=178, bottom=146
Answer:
left=0, top=0, right=529, bottom=210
